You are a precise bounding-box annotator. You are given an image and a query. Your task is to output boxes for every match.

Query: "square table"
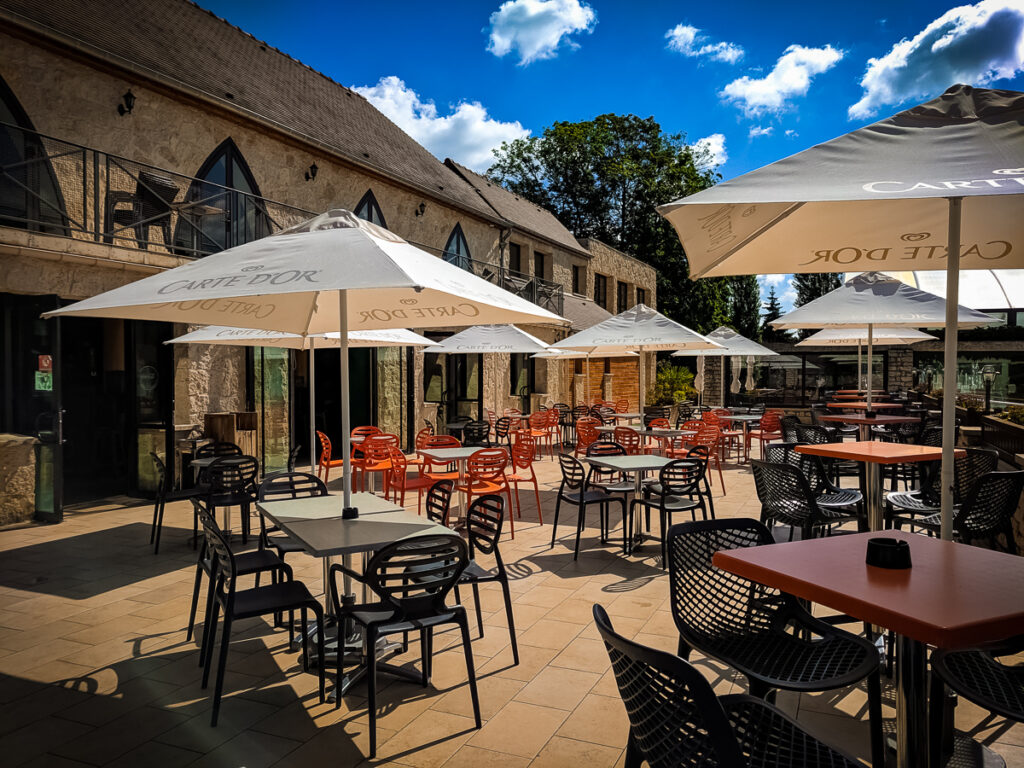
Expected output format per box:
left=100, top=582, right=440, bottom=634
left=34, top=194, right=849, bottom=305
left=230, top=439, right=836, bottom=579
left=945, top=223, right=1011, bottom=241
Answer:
left=828, top=401, right=905, bottom=410
left=584, top=454, right=673, bottom=553
left=714, top=531, right=1024, bottom=768
left=611, top=412, right=642, bottom=422
left=716, top=413, right=764, bottom=462
left=418, top=446, right=488, bottom=516
left=795, top=441, right=955, bottom=531
left=595, top=426, right=697, bottom=454
left=817, top=413, right=924, bottom=441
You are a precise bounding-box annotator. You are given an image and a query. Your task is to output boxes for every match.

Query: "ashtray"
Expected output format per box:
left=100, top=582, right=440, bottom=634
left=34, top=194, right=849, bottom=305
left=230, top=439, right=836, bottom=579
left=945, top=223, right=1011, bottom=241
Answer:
left=866, top=537, right=911, bottom=569
left=863, top=409, right=877, bottom=419
left=342, top=506, right=359, bottom=520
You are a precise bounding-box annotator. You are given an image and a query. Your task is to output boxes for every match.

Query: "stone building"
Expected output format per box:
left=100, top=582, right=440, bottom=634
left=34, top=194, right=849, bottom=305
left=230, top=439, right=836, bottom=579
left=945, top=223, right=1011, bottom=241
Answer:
left=0, top=0, right=656, bottom=522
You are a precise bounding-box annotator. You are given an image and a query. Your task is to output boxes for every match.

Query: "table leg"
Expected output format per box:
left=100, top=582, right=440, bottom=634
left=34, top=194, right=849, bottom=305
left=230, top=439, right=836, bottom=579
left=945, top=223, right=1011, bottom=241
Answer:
left=631, top=472, right=643, bottom=554
left=896, top=634, right=928, bottom=768
left=865, top=462, right=883, bottom=532
left=742, top=422, right=750, bottom=463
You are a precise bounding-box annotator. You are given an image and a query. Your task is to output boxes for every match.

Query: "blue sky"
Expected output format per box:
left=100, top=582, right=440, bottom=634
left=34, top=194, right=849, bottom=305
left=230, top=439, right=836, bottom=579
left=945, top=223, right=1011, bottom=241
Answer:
left=201, top=0, right=1024, bottom=309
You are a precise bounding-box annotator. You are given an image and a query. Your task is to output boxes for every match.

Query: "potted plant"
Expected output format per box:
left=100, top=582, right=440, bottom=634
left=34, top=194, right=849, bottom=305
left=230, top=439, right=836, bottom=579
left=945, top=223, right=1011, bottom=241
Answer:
left=956, top=393, right=984, bottom=427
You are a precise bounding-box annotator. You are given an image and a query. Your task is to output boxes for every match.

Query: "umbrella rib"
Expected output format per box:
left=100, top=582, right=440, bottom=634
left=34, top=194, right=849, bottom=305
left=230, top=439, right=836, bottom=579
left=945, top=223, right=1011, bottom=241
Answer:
left=302, top=291, right=321, bottom=336
left=692, top=202, right=805, bottom=279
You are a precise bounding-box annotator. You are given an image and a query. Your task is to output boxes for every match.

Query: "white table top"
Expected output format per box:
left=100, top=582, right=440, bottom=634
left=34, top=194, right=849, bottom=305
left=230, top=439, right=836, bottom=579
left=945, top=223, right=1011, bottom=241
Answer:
left=584, top=455, right=674, bottom=473
left=256, top=492, right=451, bottom=558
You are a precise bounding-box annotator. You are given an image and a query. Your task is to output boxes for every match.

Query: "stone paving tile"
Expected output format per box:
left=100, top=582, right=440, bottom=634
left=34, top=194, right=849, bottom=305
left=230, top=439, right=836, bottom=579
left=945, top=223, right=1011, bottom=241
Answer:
left=0, top=456, right=1021, bottom=766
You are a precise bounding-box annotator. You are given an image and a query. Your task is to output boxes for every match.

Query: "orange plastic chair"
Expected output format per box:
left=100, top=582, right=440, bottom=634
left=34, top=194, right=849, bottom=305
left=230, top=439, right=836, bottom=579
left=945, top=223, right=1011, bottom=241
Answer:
left=387, top=445, right=435, bottom=512
left=747, top=410, right=783, bottom=460
left=613, top=426, right=642, bottom=456
left=359, top=434, right=397, bottom=494
left=545, top=407, right=562, bottom=454
left=527, top=411, right=553, bottom=458
left=421, top=434, right=462, bottom=482
left=614, top=399, right=629, bottom=413
left=506, top=436, right=543, bottom=525
left=644, top=417, right=672, bottom=454
left=691, top=425, right=726, bottom=494
left=667, top=420, right=706, bottom=459
left=316, top=430, right=345, bottom=482
left=456, top=448, right=515, bottom=537
left=574, top=416, right=601, bottom=456
left=404, top=425, right=434, bottom=473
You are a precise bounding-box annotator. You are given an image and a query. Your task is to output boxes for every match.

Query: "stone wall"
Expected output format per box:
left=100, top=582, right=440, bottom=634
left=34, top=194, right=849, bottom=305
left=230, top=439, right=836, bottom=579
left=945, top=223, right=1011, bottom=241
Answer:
left=575, top=238, right=658, bottom=311
left=0, top=434, right=36, bottom=525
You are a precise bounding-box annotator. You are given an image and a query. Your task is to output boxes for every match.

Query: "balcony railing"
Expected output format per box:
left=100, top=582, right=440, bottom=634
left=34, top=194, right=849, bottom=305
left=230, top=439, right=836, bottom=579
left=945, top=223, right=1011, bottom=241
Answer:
left=0, top=122, right=312, bottom=258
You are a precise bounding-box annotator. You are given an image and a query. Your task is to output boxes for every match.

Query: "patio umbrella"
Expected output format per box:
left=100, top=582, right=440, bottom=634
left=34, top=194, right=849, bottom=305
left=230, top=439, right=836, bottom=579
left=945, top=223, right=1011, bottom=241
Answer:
left=745, top=356, right=756, bottom=392
left=797, top=327, right=937, bottom=389
left=166, top=325, right=436, bottom=471
left=658, top=84, right=1024, bottom=540
left=45, top=209, right=565, bottom=513
left=549, top=304, right=721, bottom=413
left=672, top=326, right=777, bottom=406
left=531, top=348, right=637, bottom=407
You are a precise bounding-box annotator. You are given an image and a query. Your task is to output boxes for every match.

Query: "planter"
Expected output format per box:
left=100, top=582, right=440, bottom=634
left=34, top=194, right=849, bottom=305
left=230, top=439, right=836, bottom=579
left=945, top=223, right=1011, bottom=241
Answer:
left=956, top=406, right=982, bottom=427
left=981, top=415, right=1024, bottom=465
left=922, top=394, right=941, bottom=409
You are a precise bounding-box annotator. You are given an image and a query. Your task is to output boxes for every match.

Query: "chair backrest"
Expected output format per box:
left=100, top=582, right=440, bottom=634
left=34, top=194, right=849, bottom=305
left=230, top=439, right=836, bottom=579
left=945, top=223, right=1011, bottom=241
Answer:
left=466, top=494, right=505, bottom=557
left=196, top=441, right=242, bottom=459
left=511, top=438, right=536, bottom=470
left=495, top=416, right=512, bottom=441
left=759, top=410, right=782, bottom=432
left=363, top=534, right=468, bottom=620
left=956, top=447, right=1000, bottom=502
left=387, top=445, right=410, bottom=475
left=415, top=426, right=434, bottom=450
left=658, top=459, right=706, bottom=497
left=694, top=424, right=720, bottom=451
left=546, top=408, right=560, bottom=428
left=425, top=479, right=454, bottom=526
left=667, top=519, right=783, bottom=648
left=363, top=434, right=398, bottom=463
left=586, top=441, right=626, bottom=484
left=647, top=417, right=671, bottom=430
left=794, top=423, right=832, bottom=445
left=702, top=410, right=720, bottom=426
left=615, top=399, right=629, bottom=413
left=150, top=452, right=169, bottom=495
left=485, top=409, right=496, bottom=430
left=593, top=603, right=747, bottom=767
left=675, top=405, right=694, bottom=426
left=779, top=415, right=801, bottom=442
left=576, top=417, right=601, bottom=450
left=680, top=420, right=704, bottom=433
left=258, top=471, right=328, bottom=501
left=352, top=425, right=382, bottom=441
left=553, top=403, right=571, bottom=423
left=751, top=459, right=820, bottom=528
left=613, top=426, right=642, bottom=455
left=462, top=420, right=491, bottom=447
left=558, top=453, right=587, bottom=491
left=207, top=455, right=259, bottom=494
left=287, top=444, right=302, bottom=472
left=466, top=447, right=508, bottom=482
left=572, top=405, right=590, bottom=422
left=196, top=501, right=238, bottom=594
left=136, top=170, right=179, bottom=216
left=956, top=471, right=1024, bottom=551
left=528, top=411, right=547, bottom=430
left=596, top=405, right=616, bottom=425
left=423, top=434, right=461, bottom=450
left=920, top=426, right=943, bottom=447
left=317, top=430, right=333, bottom=464
left=762, top=441, right=830, bottom=496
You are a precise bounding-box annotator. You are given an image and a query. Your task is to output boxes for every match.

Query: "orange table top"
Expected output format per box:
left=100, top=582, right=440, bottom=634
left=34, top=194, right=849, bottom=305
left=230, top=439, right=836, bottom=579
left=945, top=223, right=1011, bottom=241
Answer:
left=713, top=530, right=1024, bottom=648
left=833, top=393, right=889, bottom=400
left=827, top=401, right=904, bottom=410
left=794, top=441, right=956, bottom=464
left=836, top=390, right=886, bottom=394
left=817, top=414, right=922, bottom=426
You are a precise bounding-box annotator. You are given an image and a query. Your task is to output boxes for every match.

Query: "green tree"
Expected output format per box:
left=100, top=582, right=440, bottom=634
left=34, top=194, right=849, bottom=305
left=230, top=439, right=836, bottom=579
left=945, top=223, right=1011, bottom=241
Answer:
left=761, top=286, right=792, bottom=343
left=488, top=114, right=728, bottom=331
left=729, top=275, right=762, bottom=341
left=793, top=273, right=842, bottom=307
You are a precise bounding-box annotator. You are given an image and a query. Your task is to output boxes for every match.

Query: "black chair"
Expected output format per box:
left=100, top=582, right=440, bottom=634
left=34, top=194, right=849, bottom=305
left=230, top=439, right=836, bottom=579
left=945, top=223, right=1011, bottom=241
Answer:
left=196, top=504, right=325, bottom=726
left=257, top=472, right=327, bottom=561
left=779, top=414, right=802, bottom=442
left=585, top=441, right=634, bottom=544
left=683, top=446, right=717, bottom=518
left=666, top=519, right=884, bottom=768
left=675, top=404, right=694, bottom=426
left=551, top=454, right=627, bottom=560
left=462, top=419, right=491, bottom=448
left=149, top=452, right=203, bottom=554
left=494, top=416, right=513, bottom=449
left=751, top=459, right=859, bottom=540
left=424, top=478, right=455, bottom=527
left=763, top=442, right=863, bottom=520
left=896, top=470, right=1024, bottom=552
left=593, top=603, right=861, bottom=768
left=888, top=447, right=999, bottom=528
left=329, top=534, right=481, bottom=758
left=454, top=494, right=519, bottom=665
left=195, top=441, right=243, bottom=459
left=204, top=455, right=259, bottom=544
left=553, top=402, right=572, bottom=445
left=631, top=459, right=709, bottom=566
left=287, top=445, right=302, bottom=472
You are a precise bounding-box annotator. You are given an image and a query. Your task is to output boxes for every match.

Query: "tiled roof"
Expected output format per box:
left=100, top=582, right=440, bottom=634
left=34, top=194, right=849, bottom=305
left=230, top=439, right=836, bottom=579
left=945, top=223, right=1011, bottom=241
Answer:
left=0, top=0, right=499, bottom=223
left=562, top=294, right=612, bottom=331
left=445, top=161, right=589, bottom=257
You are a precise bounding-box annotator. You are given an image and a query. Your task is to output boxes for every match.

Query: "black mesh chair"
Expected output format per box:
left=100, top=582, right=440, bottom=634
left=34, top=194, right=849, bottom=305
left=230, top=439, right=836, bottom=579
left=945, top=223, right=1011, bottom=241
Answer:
left=149, top=452, right=204, bottom=554
left=454, top=494, right=518, bottom=665
left=763, top=442, right=863, bottom=520
left=329, top=534, right=481, bottom=758
left=204, top=455, right=259, bottom=544
left=551, top=454, right=627, bottom=560
left=196, top=504, right=324, bottom=726
left=424, top=479, right=454, bottom=527
left=675, top=403, right=694, bottom=425
left=666, top=520, right=883, bottom=768
left=751, top=459, right=859, bottom=540
left=462, top=419, right=491, bottom=448
left=896, top=470, right=1024, bottom=552
left=257, top=472, right=327, bottom=561
left=593, top=603, right=861, bottom=768
left=888, top=447, right=999, bottom=529
left=779, top=415, right=802, bottom=442
left=631, top=459, right=709, bottom=566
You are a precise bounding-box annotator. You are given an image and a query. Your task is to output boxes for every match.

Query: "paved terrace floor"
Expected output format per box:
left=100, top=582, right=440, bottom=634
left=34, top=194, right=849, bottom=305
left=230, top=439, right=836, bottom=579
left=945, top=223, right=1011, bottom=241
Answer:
left=1, top=452, right=1023, bottom=767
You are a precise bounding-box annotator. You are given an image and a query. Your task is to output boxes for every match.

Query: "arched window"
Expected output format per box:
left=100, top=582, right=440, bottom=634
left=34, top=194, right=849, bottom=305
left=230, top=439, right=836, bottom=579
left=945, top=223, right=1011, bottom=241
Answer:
left=443, top=223, right=470, bottom=270
left=175, top=138, right=268, bottom=256
left=0, top=75, right=67, bottom=235
left=354, top=189, right=387, bottom=229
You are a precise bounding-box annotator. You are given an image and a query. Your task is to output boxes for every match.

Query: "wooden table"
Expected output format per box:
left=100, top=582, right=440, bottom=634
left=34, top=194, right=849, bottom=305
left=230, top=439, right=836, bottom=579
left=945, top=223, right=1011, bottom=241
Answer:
left=833, top=392, right=890, bottom=401
left=714, top=531, right=1024, bottom=768
left=795, top=441, right=953, bottom=531
left=584, top=454, right=672, bottom=553
left=817, top=413, right=923, bottom=440
left=827, top=401, right=905, bottom=410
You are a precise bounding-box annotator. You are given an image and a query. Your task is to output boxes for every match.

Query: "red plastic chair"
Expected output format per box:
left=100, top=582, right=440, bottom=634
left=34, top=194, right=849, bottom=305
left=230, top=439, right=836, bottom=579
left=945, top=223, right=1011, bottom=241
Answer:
left=387, top=445, right=435, bottom=512
left=527, top=411, right=553, bottom=458
left=574, top=416, right=601, bottom=456
left=691, top=425, right=726, bottom=494
left=506, top=436, right=543, bottom=526
left=644, top=417, right=672, bottom=454
left=614, top=399, right=629, bottom=413
left=421, top=434, right=462, bottom=483
left=316, top=431, right=345, bottom=483
left=359, top=434, right=397, bottom=494
left=747, top=410, right=783, bottom=460
left=456, top=448, right=515, bottom=537
left=613, top=426, right=642, bottom=456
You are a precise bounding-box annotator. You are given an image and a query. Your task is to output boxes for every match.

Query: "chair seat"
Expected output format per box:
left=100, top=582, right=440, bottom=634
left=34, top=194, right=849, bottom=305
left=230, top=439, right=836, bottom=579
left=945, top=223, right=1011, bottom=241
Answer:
left=932, top=644, right=1024, bottom=722
left=264, top=536, right=306, bottom=556
left=817, top=488, right=862, bottom=509
left=460, top=560, right=499, bottom=583
left=425, top=471, right=460, bottom=482
left=592, top=480, right=634, bottom=494
left=748, top=429, right=780, bottom=441
left=562, top=489, right=615, bottom=505
left=208, top=490, right=255, bottom=507
left=887, top=490, right=939, bottom=515
left=348, top=604, right=462, bottom=633
left=232, top=580, right=316, bottom=619
left=322, top=457, right=347, bottom=468
left=505, top=472, right=535, bottom=483
left=235, top=548, right=288, bottom=574
left=720, top=695, right=861, bottom=768
left=456, top=479, right=505, bottom=495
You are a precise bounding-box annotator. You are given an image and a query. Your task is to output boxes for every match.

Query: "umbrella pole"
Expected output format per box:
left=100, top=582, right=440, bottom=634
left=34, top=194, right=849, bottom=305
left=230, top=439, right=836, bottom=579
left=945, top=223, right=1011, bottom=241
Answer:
left=339, top=290, right=353, bottom=512
left=940, top=198, right=963, bottom=541
left=866, top=326, right=873, bottom=408
left=309, top=339, right=317, bottom=473
left=639, top=348, right=645, bottom=415
left=857, top=343, right=862, bottom=390
left=586, top=353, right=591, bottom=406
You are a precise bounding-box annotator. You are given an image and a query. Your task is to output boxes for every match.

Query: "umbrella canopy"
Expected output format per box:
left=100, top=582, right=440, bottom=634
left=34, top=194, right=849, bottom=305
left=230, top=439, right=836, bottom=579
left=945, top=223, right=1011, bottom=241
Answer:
left=46, top=209, right=565, bottom=511
left=166, top=326, right=437, bottom=349
left=550, top=304, right=721, bottom=412
left=531, top=349, right=636, bottom=359
left=852, top=270, right=1024, bottom=311
left=796, top=327, right=937, bottom=346
left=431, top=324, right=549, bottom=354
left=671, top=326, right=777, bottom=357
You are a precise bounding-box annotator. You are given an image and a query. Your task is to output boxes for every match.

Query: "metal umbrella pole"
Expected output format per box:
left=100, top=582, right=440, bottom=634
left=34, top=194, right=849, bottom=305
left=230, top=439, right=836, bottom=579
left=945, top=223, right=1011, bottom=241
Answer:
left=941, top=198, right=962, bottom=542
left=309, top=337, right=317, bottom=473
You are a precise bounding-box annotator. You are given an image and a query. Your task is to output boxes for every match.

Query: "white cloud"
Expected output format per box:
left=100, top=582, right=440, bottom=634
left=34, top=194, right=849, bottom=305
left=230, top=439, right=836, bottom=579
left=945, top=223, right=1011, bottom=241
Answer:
left=785, top=128, right=799, bottom=137
left=691, top=133, right=728, bottom=168
left=721, top=44, right=844, bottom=116
left=665, top=24, right=744, bottom=64
left=849, top=0, right=1024, bottom=118
left=353, top=76, right=530, bottom=172
left=758, top=273, right=797, bottom=311
left=748, top=125, right=774, bottom=138
left=487, top=0, right=597, bottom=66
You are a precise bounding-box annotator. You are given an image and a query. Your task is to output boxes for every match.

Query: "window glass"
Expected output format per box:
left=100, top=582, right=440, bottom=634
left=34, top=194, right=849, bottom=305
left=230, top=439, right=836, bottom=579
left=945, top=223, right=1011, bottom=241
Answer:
left=594, top=274, right=607, bottom=308
left=354, top=190, right=387, bottom=228
left=617, top=281, right=628, bottom=313
left=572, top=265, right=583, bottom=294
left=508, top=243, right=521, bottom=273
left=443, top=224, right=470, bottom=269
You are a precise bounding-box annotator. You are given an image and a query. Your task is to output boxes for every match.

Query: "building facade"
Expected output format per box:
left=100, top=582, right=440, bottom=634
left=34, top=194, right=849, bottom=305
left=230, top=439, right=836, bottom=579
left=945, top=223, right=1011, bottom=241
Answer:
left=0, top=0, right=657, bottom=523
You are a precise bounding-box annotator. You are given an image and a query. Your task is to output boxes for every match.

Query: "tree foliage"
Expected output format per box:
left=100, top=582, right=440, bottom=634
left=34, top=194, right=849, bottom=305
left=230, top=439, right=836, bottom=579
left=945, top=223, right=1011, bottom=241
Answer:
left=793, top=274, right=843, bottom=307
left=761, top=286, right=792, bottom=343
left=729, top=276, right=762, bottom=341
left=487, top=114, right=728, bottom=332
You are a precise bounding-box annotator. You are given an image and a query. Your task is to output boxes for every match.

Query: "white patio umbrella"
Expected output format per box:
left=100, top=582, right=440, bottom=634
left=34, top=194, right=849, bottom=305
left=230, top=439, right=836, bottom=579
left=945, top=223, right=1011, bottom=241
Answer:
left=672, top=326, right=777, bottom=406
left=745, top=356, right=756, bottom=392
left=549, top=304, right=721, bottom=413
left=797, top=327, right=937, bottom=389
left=659, top=84, right=1024, bottom=541
left=166, top=325, right=437, bottom=471
left=531, top=348, right=637, bottom=406
left=45, top=209, right=565, bottom=513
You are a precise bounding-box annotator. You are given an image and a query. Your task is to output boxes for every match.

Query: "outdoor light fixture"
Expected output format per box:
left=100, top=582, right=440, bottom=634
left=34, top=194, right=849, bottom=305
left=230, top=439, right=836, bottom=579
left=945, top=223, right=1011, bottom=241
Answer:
left=304, top=163, right=318, bottom=182
left=415, top=202, right=426, bottom=216
left=117, top=89, right=135, bottom=116
left=983, top=364, right=997, bottom=413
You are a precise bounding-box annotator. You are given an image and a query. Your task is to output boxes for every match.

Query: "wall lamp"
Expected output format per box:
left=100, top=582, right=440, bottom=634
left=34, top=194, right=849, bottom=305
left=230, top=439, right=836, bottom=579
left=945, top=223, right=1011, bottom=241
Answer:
left=117, top=89, right=135, bottom=116
left=304, top=162, right=318, bottom=182
left=415, top=202, right=426, bottom=216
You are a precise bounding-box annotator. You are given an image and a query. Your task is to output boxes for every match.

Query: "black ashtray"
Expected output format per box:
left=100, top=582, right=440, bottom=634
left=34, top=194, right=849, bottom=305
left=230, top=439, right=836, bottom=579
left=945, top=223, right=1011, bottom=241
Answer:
left=866, top=537, right=911, bottom=569
left=342, top=506, right=359, bottom=520
left=863, top=409, right=877, bottom=419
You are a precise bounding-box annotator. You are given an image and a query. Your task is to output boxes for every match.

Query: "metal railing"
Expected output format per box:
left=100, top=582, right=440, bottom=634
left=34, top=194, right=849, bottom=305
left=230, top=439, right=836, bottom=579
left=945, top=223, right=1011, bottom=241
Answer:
left=0, top=122, right=312, bottom=258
